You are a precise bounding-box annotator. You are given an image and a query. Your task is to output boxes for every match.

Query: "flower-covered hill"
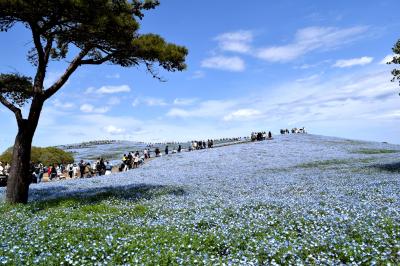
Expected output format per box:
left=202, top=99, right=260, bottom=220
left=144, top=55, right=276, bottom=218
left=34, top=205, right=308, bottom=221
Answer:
left=0, top=134, right=399, bottom=265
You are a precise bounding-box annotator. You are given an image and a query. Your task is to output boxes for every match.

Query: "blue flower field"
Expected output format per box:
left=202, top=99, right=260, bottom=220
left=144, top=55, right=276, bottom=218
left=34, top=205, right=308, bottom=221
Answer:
left=0, top=134, right=399, bottom=265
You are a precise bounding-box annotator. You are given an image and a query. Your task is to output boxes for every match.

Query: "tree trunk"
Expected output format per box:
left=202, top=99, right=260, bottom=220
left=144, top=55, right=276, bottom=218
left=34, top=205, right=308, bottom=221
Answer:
left=6, top=97, right=43, bottom=204
left=5, top=123, right=35, bottom=203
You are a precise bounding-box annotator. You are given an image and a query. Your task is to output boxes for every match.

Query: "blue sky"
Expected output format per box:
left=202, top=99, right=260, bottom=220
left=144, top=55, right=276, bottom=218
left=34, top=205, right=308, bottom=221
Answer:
left=0, top=0, right=399, bottom=152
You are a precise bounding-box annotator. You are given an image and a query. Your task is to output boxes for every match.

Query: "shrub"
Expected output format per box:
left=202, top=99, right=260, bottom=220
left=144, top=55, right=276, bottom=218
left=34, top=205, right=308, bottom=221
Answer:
left=0, top=146, right=74, bottom=166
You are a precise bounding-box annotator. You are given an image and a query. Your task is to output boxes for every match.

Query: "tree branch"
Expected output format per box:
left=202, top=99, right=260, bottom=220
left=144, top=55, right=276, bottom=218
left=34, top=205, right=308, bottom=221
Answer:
left=43, top=37, right=53, bottom=66
left=81, top=54, right=113, bottom=65
left=30, top=22, right=47, bottom=93
left=0, top=94, right=23, bottom=122
left=144, top=61, right=165, bottom=82
left=44, top=47, right=90, bottom=99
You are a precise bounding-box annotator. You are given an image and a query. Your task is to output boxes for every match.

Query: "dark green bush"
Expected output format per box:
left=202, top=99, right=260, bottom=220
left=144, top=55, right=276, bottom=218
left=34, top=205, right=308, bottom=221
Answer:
left=0, top=146, right=74, bottom=166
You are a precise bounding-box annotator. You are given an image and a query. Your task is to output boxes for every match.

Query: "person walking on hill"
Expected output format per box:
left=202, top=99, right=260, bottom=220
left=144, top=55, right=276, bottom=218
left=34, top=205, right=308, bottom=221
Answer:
left=50, top=165, right=57, bottom=180
left=68, top=164, right=73, bottom=179
left=105, top=161, right=112, bottom=175
left=100, top=158, right=106, bottom=175
left=72, top=164, right=79, bottom=178
left=47, top=166, right=51, bottom=180
left=155, top=148, right=161, bottom=157
left=79, top=160, right=86, bottom=178
left=165, top=145, right=169, bottom=155
left=133, top=154, right=139, bottom=168
left=127, top=153, right=133, bottom=170
left=96, top=158, right=106, bottom=176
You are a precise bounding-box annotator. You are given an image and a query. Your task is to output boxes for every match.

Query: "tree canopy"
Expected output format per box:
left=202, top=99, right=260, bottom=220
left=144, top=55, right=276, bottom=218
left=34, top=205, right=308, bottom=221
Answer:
left=0, top=0, right=187, bottom=109
left=0, top=146, right=74, bottom=166
left=388, top=39, right=400, bottom=95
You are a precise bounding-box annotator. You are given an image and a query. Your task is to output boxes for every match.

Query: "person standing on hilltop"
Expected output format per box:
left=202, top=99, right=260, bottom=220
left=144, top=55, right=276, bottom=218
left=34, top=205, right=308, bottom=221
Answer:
left=268, top=131, right=272, bottom=139
left=165, top=145, right=169, bottom=155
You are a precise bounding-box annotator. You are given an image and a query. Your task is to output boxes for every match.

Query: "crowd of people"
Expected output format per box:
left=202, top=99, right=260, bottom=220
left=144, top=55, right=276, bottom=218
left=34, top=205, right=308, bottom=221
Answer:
left=189, top=140, right=214, bottom=150
left=25, top=158, right=116, bottom=183
left=251, top=131, right=272, bottom=141
left=1, top=131, right=310, bottom=186
left=66, top=158, right=115, bottom=179
left=0, top=161, right=11, bottom=176
left=280, top=127, right=307, bottom=134
left=120, top=150, right=148, bottom=171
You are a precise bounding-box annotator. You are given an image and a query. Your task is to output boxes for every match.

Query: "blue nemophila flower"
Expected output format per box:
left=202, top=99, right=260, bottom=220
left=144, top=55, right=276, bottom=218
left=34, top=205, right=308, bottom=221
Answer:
left=0, top=134, right=399, bottom=264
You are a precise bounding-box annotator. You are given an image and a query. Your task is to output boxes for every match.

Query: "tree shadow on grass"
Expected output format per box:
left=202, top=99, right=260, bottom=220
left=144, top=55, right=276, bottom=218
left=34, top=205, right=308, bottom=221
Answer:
left=368, top=161, right=400, bottom=173
left=28, top=183, right=186, bottom=211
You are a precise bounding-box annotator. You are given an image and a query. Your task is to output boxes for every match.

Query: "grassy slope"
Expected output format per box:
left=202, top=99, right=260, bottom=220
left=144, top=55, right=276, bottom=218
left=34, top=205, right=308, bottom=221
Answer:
left=0, top=134, right=399, bottom=265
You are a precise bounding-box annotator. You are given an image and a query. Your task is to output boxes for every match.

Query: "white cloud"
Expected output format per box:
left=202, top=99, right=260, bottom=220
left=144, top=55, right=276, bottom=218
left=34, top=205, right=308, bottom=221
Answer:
left=103, top=125, right=125, bottom=134
left=215, top=30, right=253, bottom=53
left=166, top=108, right=191, bottom=118
left=143, top=97, right=167, bottom=106
left=80, top=104, right=109, bottom=114
left=256, top=26, right=368, bottom=62
left=379, top=54, right=395, bottom=65
left=373, top=110, right=400, bottom=119
left=173, top=98, right=197, bottom=106
left=52, top=99, right=75, bottom=110
left=168, top=66, right=397, bottom=132
left=201, top=56, right=245, bottom=72
left=223, top=109, right=262, bottom=121
left=166, top=99, right=237, bottom=119
left=131, top=97, right=167, bottom=107
left=96, top=85, right=131, bottom=94
left=333, top=56, right=373, bottom=68
left=86, top=85, right=131, bottom=95
left=3, top=66, right=399, bottom=150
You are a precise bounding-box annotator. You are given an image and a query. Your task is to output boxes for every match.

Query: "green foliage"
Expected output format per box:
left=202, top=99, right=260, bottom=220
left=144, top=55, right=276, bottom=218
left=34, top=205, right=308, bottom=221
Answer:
left=0, top=146, right=74, bottom=166
left=296, top=159, right=348, bottom=168
left=388, top=39, right=400, bottom=93
left=0, top=73, right=33, bottom=107
left=0, top=0, right=187, bottom=76
left=352, top=149, right=399, bottom=154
